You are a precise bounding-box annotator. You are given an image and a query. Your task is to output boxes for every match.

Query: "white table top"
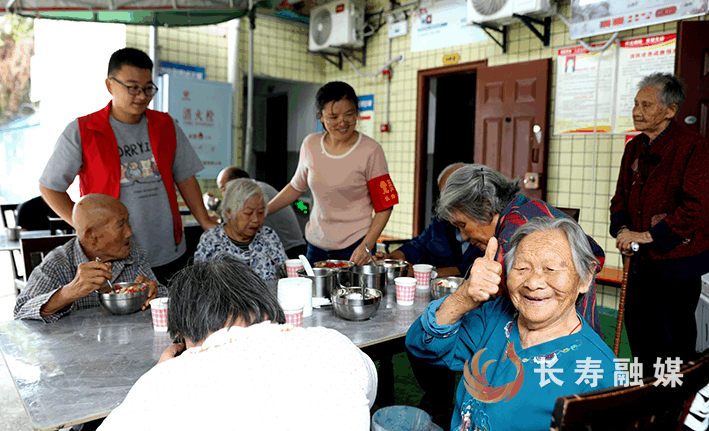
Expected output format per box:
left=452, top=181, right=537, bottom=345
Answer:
left=0, top=289, right=433, bottom=430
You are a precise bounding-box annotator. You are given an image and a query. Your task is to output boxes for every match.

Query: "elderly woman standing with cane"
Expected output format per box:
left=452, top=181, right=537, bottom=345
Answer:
left=436, top=164, right=605, bottom=334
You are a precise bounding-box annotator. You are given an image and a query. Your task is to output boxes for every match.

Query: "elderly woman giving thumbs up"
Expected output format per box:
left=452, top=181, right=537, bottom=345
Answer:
left=406, top=217, right=619, bottom=431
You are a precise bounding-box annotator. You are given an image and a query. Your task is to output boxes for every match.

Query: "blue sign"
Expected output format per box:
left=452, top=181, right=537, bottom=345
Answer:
left=159, top=61, right=205, bottom=80
left=358, top=94, right=374, bottom=112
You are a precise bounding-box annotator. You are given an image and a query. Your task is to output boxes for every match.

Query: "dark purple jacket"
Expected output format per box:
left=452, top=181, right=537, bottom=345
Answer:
left=610, top=121, right=709, bottom=263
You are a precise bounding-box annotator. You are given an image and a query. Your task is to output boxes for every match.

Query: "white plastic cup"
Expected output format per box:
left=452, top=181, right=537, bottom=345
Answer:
left=278, top=278, right=311, bottom=316
left=283, top=307, right=304, bottom=327
left=413, top=264, right=433, bottom=289
left=395, top=277, right=417, bottom=306
left=285, top=259, right=304, bottom=278
left=149, top=297, right=169, bottom=332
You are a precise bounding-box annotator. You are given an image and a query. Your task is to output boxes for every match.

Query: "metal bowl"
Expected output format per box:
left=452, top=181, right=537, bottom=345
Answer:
left=379, top=259, right=409, bottom=285
left=99, top=282, right=149, bottom=315
left=314, top=260, right=355, bottom=286
left=430, top=277, right=465, bottom=300
left=331, top=287, right=382, bottom=321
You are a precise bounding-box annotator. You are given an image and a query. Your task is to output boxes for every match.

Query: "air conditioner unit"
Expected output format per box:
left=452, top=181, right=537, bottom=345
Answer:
left=467, top=0, right=553, bottom=26
left=309, top=0, right=365, bottom=53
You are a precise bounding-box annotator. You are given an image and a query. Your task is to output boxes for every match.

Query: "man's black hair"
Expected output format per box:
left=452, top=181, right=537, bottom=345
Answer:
left=107, top=47, right=153, bottom=77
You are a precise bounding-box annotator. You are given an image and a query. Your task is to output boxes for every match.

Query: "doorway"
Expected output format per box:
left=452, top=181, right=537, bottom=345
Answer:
left=254, top=93, right=288, bottom=189
left=423, top=73, right=478, bottom=227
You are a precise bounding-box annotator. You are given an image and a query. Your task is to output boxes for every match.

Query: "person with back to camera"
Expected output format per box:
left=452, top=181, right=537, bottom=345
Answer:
left=97, top=254, right=377, bottom=431
left=406, top=217, right=619, bottom=431
left=266, top=81, right=399, bottom=266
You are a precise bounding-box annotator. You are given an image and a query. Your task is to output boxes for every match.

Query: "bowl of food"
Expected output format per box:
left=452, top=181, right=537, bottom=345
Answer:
left=331, top=287, right=382, bottom=321
left=430, top=277, right=465, bottom=300
left=315, top=260, right=355, bottom=286
left=99, top=282, right=149, bottom=315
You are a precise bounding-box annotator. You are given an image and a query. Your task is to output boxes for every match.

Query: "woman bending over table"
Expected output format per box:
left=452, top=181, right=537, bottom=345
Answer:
left=267, top=81, right=398, bottom=266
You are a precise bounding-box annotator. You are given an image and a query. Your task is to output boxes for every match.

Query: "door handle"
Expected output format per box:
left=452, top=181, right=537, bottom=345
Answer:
left=523, top=172, right=540, bottom=189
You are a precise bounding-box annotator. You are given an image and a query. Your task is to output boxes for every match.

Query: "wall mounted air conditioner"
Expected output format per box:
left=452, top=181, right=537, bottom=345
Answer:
left=309, top=0, right=365, bottom=53
left=467, top=0, right=553, bottom=26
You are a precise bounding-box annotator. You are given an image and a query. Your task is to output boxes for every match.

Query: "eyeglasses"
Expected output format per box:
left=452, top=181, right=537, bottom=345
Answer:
left=323, top=112, right=358, bottom=125
left=109, top=77, right=159, bottom=97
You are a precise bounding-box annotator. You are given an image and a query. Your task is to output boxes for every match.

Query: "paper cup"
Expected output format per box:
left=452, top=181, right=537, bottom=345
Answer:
left=413, top=264, right=433, bottom=289
left=284, top=307, right=304, bottom=327
left=395, top=277, right=416, bottom=306
left=149, top=297, right=169, bottom=332
left=285, top=259, right=304, bottom=278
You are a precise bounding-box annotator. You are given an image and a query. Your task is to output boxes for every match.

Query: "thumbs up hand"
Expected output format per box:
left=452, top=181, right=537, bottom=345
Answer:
left=464, top=236, right=502, bottom=303
left=435, top=237, right=503, bottom=325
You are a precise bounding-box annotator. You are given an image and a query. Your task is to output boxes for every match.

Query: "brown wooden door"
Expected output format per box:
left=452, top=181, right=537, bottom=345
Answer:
left=475, top=59, right=551, bottom=200
left=675, top=21, right=709, bottom=137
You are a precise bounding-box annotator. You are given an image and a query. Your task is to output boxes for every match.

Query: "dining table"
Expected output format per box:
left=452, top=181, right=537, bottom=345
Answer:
left=0, top=230, right=52, bottom=253
left=0, top=287, right=433, bottom=431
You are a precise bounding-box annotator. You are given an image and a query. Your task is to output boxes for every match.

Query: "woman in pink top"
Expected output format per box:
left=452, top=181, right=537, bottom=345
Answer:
left=267, top=81, right=399, bottom=266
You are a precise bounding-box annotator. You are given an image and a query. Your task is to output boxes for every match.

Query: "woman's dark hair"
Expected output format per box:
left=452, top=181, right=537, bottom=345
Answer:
left=167, top=254, right=286, bottom=343
left=315, top=81, right=359, bottom=117
left=107, top=47, right=153, bottom=76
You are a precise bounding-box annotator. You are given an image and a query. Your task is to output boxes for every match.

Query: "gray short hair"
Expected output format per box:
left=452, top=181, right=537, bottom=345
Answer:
left=221, top=179, right=267, bottom=221
left=638, top=73, right=685, bottom=112
left=167, top=254, right=286, bottom=344
left=505, top=217, right=599, bottom=290
left=437, top=164, right=520, bottom=224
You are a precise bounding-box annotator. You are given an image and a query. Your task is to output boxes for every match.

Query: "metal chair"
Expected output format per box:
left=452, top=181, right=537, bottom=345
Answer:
left=550, top=349, right=709, bottom=431
left=20, top=235, right=76, bottom=282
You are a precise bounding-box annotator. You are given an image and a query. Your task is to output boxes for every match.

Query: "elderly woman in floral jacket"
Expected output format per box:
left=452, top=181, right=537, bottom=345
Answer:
left=195, top=179, right=287, bottom=287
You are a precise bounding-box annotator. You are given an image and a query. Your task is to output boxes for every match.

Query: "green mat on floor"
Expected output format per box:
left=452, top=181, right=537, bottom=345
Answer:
left=383, top=307, right=631, bottom=409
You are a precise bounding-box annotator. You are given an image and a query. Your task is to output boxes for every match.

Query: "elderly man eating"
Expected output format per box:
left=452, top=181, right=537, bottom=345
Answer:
left=14, top=194, right=164, bottom=322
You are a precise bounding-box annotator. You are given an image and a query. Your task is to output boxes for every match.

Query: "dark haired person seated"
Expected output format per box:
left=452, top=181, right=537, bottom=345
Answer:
left=98, top=254, right=377, bottom=431
left=14, top=194, right=164, bottom=322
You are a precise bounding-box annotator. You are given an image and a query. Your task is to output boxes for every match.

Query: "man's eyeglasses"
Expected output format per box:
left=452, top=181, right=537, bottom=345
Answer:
left=109, top=77, right=159, bottom=97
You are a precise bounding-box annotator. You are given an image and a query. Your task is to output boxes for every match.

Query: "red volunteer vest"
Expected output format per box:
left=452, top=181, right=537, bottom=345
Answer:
left=77, top=101, right=183, bottom=246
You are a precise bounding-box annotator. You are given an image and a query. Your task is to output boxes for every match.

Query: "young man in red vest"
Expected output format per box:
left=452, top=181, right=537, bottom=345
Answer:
left=39, top=48, right=217, bottom=285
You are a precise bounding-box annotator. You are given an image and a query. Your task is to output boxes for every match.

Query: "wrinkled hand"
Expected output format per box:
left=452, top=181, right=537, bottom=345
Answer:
left=453, top=237, right=502, bottom=308
left=616, top=229, right=652, bottom=256
left=350, top=242, right=374, bottom=266
left=158, top=343, right=185, bottom=364
left=134, top=275, right=159, bottom=310
left=67, top=261, right=112, bottom=301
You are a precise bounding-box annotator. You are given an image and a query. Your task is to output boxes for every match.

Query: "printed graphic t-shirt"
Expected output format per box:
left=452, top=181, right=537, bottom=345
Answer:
left=40, top=115, right=203, bottom=267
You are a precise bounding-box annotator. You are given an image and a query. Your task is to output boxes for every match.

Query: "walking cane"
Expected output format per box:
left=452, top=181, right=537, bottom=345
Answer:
left=613, top=242, right=638, bottom=356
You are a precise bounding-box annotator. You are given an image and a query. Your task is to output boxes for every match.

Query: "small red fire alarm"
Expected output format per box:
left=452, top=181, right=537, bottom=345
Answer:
left=380, top=123, right=389, bottom=132
left=382, top=69, right=391, bottom=79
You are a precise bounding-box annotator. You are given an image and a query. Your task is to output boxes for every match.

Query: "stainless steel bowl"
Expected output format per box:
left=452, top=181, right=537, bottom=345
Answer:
left=331, top=287, right=382, bottom=321
left=430, top=277, right=465, bottom=300
left=314, top=260, right=355, bottom=286
left=380, top=259, right=409, bottom=285
left=297, top=267, right=338, bottom=298
left=99, top=282, right=149, bottom=315
left=351, top=264, right=387, bottom=296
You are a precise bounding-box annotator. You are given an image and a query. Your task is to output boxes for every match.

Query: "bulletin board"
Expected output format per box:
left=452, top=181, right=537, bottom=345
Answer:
left=553, top=32, right=676, bottom=135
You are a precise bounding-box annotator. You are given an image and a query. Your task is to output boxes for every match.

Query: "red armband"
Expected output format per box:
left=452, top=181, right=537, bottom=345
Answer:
left=367, top=174, right=399, bottom=212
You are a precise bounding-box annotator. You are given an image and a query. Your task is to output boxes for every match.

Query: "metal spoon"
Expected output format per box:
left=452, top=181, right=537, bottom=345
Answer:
left=364, top=244, right=378, bottom=266
left=95, top=257, right=117, bottom=293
